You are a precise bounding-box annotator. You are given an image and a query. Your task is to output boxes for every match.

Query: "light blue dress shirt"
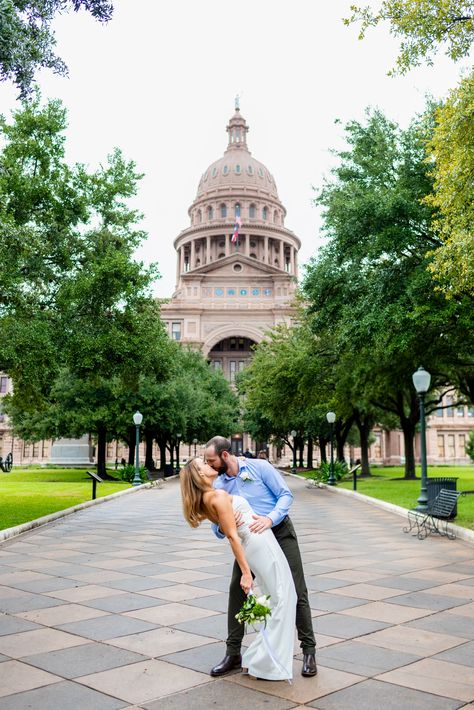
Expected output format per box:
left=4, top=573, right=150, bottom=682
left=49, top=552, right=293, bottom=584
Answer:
left=212, top=458, right=293, bottom=539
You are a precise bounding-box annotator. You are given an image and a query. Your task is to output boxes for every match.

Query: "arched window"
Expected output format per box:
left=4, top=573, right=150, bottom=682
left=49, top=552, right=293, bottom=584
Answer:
left=273, top=211, right=278, bottom=224
left=235, top=203, right=241, bottom=217
left=208, top=206, right=213, bottom=220
left=218, top=252, right=225, bottom=259
left=235, top=164, right=241, bottom=174
left=249, top=204, right=256, bottom=219
left=262, top=206, right=268, bottom=220
left=220, top=204, right=227, bottom=218
left=250, top=253, right=257, bottom=259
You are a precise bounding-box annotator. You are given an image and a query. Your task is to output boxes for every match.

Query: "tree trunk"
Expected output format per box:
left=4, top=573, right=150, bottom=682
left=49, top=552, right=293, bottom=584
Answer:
left=402, top=421, right=417, bottom=479
left=127, top=426, right=135, bottom=465
left=354, top=412, right=373, bottom=477
left=157, top=437, right=167, bottom=470
left=319, top=437, right=327, bottom=464
left=145, top=431, right=155, bottom=471
left=335, top=415, right=355, bottom=463
left=359, top=432, right=371, bottom=477
left=166, top=443, right=175, bottom=472
left=97, top=425, right=107, bottom=478
left=298, top=440, right=304, bottom=468
left=307, top=435, right=313, bottom=469
left=399, top=390, right=419, bottom=479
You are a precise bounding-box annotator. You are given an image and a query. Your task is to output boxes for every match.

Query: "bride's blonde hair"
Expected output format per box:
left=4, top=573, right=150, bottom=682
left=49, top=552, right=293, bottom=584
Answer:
left=180, top=458, right=210, bottom=528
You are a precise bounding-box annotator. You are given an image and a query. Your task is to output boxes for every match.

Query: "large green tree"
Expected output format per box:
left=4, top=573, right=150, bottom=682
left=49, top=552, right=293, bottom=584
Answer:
left=303, top=108, right=474, bottom=477
left=345, top=0, right=474, bottom=75
left=345, top=2, right=474, bottom=301
left=0, top=1, right=113, bottom=97
left=425, top=71, right=474, bottom=298
left=131, top=348, right=239, bottom=472
left=238, top=323, right=350, bottom=468
left=1, top=95, right=174, bottom=475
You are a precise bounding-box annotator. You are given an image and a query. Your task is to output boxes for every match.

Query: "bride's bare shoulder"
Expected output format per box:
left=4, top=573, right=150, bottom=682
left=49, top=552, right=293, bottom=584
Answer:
left=203, top=488, right=229, bottom=508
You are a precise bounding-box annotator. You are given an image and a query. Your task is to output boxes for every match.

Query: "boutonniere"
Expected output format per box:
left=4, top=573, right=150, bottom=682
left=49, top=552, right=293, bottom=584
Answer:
left=240, top=470, right=254, bottom=483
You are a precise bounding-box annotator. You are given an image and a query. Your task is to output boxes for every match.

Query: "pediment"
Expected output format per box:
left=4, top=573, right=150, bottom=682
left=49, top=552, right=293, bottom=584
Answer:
left=184, top=253, right=283, bottom=278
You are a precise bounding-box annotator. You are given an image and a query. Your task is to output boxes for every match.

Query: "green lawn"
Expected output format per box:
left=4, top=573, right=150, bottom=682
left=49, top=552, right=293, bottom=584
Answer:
left=0, top=467, right=131, bottom=531
left=299, top=466, right=474, bottom=531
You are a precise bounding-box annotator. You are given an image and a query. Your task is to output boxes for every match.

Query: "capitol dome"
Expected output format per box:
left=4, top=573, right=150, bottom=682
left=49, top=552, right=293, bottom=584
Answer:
left=186, top=105, right=287, bottom=229
left=196, top=108, right=279, bottom=201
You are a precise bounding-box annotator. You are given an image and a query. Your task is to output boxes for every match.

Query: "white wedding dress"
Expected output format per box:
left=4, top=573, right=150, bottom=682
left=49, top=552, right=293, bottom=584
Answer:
left=232, top=494, right=297, bottom=681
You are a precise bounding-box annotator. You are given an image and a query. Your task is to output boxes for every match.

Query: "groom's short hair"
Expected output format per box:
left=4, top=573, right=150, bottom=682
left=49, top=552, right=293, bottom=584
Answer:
left=206, top=436, right=231, bottom=455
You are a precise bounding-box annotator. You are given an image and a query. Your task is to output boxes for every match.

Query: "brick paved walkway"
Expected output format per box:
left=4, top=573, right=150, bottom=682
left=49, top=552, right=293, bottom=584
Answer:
left=0, top=475, right=473, bottom=709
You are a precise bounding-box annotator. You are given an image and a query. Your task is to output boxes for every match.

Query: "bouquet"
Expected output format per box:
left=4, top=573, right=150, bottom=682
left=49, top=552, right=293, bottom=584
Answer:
left=235, top=593, right=272, bottom=628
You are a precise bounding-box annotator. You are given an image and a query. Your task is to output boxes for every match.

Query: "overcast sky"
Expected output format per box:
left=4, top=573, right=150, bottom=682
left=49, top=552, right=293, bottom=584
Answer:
left=0, top=0, right=470, bottom=297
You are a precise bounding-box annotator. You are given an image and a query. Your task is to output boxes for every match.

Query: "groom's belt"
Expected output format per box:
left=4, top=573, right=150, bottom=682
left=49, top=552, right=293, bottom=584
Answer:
left=272, top=515, right=289, bottom=532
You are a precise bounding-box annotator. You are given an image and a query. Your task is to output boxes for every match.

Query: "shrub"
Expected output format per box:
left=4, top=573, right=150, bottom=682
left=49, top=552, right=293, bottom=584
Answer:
left=313, top=461, right=348, bottom=483
left=118, top=464, right=148, bottom=483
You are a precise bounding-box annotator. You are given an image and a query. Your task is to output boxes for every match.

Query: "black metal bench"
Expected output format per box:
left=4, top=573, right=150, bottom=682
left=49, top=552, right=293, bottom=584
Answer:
left=404, top=489, right=463, bottom=540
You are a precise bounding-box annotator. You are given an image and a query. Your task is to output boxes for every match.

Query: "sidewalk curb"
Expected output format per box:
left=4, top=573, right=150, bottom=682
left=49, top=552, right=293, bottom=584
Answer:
left=0, top=481, right=157, bottom=544
left=290, top=473, right=474, bottom=545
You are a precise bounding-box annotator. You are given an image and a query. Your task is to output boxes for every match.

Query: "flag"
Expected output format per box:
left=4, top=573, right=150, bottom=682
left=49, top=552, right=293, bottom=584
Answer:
left=232, top=208, right=242, bottom=243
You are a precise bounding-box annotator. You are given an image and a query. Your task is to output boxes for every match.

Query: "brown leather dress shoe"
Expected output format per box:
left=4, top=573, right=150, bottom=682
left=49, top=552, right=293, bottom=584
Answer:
left=301, top=653, right=317, bottom=676
left=210, top=654, right=242, bottom=677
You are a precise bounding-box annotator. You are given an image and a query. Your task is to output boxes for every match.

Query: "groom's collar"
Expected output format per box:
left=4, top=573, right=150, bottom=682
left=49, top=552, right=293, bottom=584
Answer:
left=221, top=458, right=247, bottom=480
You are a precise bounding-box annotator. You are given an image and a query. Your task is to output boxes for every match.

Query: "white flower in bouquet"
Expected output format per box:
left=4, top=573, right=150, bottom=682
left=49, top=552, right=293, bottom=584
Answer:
left=235, top=593, right=272, bottom=627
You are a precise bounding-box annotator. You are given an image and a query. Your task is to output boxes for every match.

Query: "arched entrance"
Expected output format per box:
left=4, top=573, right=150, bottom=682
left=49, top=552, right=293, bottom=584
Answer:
left=208, top=336, right=257, bottom=383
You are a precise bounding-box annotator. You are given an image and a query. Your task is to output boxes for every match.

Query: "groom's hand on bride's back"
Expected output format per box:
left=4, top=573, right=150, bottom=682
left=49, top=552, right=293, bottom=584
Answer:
left=249, top=515, right=272, bottom=534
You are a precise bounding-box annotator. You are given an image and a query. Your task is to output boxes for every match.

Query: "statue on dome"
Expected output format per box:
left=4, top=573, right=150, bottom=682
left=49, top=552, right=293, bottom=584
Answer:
left=235, top=94, right=240, bottom=111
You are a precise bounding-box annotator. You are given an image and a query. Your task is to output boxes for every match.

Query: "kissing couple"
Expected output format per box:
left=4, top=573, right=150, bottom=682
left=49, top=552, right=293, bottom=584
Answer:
left=180, top=435, right=317, bottom=681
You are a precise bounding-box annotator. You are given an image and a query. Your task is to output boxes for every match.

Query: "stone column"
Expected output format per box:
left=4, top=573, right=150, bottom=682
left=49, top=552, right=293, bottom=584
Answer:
left=290, top=246, right=295, bottom=274
left=294, top=247, right=298, bottom=277
left=176, top=247, right=181, bottom=284
left=264, top=236, right=269, bottom=264
left=245, top=233, right=250, bottom=256
left=225, top=234, right=230, bottom=257
left=278, top=240, right=283, bottom=269
left=190, top=239, right=195, bottom=270
left=206, top=235, right=211, bottom=264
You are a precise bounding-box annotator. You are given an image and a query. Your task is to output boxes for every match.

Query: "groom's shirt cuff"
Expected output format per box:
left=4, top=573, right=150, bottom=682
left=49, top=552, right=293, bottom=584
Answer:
left=211, top=522, right=226, bottom=540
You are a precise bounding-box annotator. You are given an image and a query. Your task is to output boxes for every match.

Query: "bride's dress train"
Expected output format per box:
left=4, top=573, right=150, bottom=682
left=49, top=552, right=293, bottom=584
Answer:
left=232, top=495, right=297, bottom=681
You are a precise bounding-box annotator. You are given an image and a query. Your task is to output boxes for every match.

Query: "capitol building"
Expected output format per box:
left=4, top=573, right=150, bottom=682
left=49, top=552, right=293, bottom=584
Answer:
left=161, top=104, right=299, bottom=379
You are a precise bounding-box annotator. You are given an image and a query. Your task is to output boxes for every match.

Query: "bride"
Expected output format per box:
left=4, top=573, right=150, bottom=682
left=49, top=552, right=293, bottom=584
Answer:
left=180, top=457, right=297, bottom=681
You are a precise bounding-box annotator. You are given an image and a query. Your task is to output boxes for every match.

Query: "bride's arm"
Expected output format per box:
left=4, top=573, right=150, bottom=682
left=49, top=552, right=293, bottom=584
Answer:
left=211, top=494, right=252, bottom=594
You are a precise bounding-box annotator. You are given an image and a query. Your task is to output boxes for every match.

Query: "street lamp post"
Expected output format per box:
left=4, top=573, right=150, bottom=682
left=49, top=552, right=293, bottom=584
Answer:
left=412, top=366, right=431, bottom=512
left=176, top=433, right=182, bottom=474
left=290, top=430, right=297, bottom=475
left=132, top=411, right=143, bottom=487
left=193, top=438, right=198, bottom=457
left=326, top=412, right=336, bottom=486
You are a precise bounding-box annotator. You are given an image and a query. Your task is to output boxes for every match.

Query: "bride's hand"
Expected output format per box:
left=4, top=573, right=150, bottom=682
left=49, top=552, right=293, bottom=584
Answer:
left=234, top=510, right=244, bottom=528
left=240, top=573, right=252, bottom=594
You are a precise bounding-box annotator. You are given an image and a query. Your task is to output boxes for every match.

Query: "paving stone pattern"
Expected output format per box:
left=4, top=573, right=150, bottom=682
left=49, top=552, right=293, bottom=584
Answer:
left=0, top=476, right=473, bottom=708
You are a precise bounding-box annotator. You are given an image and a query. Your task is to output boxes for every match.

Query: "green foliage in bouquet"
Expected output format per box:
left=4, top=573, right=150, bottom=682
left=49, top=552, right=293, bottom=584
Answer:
left=235, top=594, right=272, bottom=627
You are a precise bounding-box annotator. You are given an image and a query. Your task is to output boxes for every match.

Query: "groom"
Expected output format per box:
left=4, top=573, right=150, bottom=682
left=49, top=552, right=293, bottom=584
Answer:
left=204, top=436, right=317, bottom=678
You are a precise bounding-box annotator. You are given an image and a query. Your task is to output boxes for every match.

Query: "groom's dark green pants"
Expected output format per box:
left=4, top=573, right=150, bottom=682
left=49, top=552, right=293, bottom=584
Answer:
left=226, top=516, right=316, bottom=655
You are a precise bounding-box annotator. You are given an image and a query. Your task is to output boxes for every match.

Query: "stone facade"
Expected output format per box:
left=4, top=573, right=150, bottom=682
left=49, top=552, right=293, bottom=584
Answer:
left=161, top=106, right=299, bottom=385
